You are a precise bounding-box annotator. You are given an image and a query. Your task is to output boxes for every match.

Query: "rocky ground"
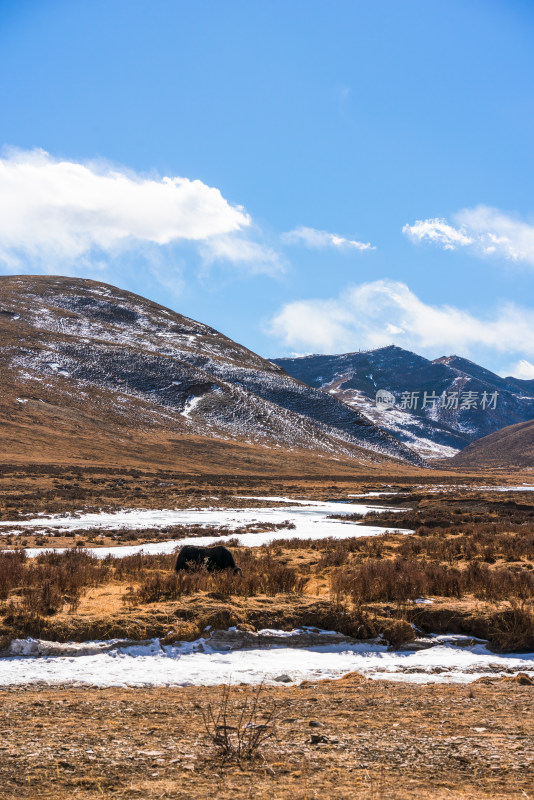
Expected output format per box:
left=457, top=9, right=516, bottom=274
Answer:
left=1, top=676, right=533, bottom=799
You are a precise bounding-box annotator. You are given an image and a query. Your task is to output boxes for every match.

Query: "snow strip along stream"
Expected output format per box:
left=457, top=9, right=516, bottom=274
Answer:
left=0, top=497, right=413, bottom=559
left=2, top=630, right=534, bottom=687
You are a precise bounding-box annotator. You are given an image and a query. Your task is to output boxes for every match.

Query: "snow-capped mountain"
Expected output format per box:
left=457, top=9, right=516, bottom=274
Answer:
left=0, top=277, right=422, bottom=469
left=273, top=346, right=534, bottom=460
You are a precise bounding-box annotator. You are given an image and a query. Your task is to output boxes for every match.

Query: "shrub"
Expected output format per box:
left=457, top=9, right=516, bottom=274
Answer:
left=200, top=684, right=279, bottom=763
left=488, top=601, right=534, bottom=651
left=330, top=556, right=534, bottom=605
left=131, top=552, right=307, bottom=604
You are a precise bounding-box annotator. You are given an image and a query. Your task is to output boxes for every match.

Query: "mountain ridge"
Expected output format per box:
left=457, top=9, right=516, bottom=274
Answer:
left=273, top=345, right=534, bottom=460
left=0, top=275, right=422, bottom=472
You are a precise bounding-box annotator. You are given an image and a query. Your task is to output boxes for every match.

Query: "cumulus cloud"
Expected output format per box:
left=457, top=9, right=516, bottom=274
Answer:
left=508, top=359, right=534, bottom=380
left=268, top=279, right=534, bottom=360
left=0, top=148, right=280, bottom=274
left=282, top=225, right=374, bottom=251
left=403, top=206, right=534, bottom=267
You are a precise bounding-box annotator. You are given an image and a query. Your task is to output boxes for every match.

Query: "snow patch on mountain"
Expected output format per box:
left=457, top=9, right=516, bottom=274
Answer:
left=274, top=346, right=534, bottom=460
left=1, top=277, right=423, bottom=465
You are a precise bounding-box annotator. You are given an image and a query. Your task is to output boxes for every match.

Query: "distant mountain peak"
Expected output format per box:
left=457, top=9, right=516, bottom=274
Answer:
left=274, top=345, right=534, bottom=461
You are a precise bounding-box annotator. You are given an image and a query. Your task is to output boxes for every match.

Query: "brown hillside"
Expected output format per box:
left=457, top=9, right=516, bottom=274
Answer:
left=449, top=418, right=534, bottom=469
left=0, top=275, right=420, bottom=475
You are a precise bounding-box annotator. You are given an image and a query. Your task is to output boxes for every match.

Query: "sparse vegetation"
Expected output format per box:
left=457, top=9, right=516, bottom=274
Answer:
left=200, top=683, right=280, bottom=763
left=133, top=547, right=307, bottom=603
left=330, top=557, right=534, bottom=604
left=0, top=549, right=109, bottom=606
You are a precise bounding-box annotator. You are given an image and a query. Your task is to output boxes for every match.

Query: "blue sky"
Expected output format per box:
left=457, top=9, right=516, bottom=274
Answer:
left=2, top=0, right=534, bottom=376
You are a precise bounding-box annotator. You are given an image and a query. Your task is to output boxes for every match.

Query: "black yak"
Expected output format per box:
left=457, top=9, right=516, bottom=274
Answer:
left=174, top=544, right=241, bottom=574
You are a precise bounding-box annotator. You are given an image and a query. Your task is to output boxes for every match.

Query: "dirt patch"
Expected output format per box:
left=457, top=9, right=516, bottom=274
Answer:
left=1, top=678, right=533, bottom=799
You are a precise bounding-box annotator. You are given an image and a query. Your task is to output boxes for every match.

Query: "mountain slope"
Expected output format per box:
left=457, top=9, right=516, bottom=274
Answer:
left=448, top=419, right=534, bottom=469
left=0, top=275, right=421, bottom=471
left=274, top=346, right=534, bottom=460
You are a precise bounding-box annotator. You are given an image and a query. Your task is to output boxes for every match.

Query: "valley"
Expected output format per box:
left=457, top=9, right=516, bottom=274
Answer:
left=2, top=278, right=534, bottom=799
left=3, top=478, right=534, bottom=799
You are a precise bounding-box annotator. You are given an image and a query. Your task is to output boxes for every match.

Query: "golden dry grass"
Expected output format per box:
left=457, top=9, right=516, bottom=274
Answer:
left=3, top=477, right=534, bottom=798
left=5, top=481, right=534, bottom=649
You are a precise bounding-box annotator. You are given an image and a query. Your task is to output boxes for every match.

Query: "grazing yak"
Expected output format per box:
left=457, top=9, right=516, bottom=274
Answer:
left=174, top=544, right=241, bottom=574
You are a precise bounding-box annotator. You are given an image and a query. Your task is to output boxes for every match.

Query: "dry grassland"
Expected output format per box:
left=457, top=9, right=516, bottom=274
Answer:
left=1, top=677, right=534, bottom=800
left=3, top=470, right=534, bottom=799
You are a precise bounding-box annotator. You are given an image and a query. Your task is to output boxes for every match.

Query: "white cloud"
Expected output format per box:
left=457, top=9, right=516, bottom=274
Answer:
left=268, top=279, right=534, bottom=359
left=0, top=148, right=280, bottom=274
left=508, top=359, right=534, bottom=380
left=403, top=206, right=534, bottom=267
left=402, top=218, right=473, bottom=250
left=268, top=298, right=358, bottom=353
left=282, top=225, right=374, bottom=251
left=199, top=233, right=284, bottom=275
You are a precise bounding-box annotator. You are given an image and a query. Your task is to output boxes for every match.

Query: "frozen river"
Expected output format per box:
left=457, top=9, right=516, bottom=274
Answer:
left=0, top=497, right=413, bottom=558
left=2, top=632, right=533, bottom=687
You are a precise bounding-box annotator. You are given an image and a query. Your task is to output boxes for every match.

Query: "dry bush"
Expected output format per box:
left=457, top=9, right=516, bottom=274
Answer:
left=219, top=536, right=240, bottom=547
left=378, top=618, right=416, bottom=648
left=21, top=580, right=65, bottom=615
left=132, top=550, right=307, bottom=603
left=330, top=557, right=534, bottom=605
left=110, top=551, right=175, bottom=580
left=0, top=551, right=26, bottom=599
left=0, top=549, right=110, bottom=614
left=487, top=601, right=534, bottom=651
left=399, top=526, right=534, bottom=564
left=1, top=604, right=45, bottom=637
left=464, top=561, right=534, bottom=601
left=0, top=548, right=110, bottom=605
left=363, top=503, right=534, bottom=533
left=200, top=684, right=280, bottom=763
left=30, top=550, right=110, bottom=609
left=330, top=559, right=445, bottom=604
left=161, top=620, right=202, bottom=644
left=268, top=536, right=384, bottom=555
left=197, top=608, right=240, bottom=632
left=318, top=542, right=351, bottom=567
left=132, top=570, right=205, bottom=603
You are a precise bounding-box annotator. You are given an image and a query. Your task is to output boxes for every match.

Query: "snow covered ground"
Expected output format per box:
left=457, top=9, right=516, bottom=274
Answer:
left=2, top=632, right=533, bottom=687
left=0, top=497, right=413, bottom=559
left=0, top=497, right=402, bottom=533
left=416, top=484, right=534, bottom=493
left=479, top=485, right=534, bottom=492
